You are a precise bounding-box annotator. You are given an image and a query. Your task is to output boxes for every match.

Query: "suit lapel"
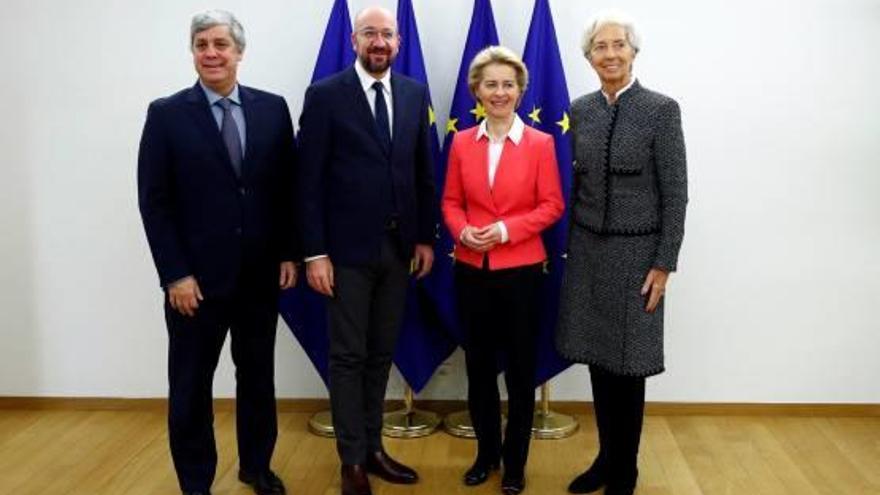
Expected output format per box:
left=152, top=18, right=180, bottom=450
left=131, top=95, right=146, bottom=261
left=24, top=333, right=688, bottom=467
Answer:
left=472, top=134, right=498, bottom=214
left=184, top=82, right=239, bottom=182
left=239, top=85, right=257, bottom=179
left=390, top=74, right=405, bottom=158
left=342, top=68, right=388, bottom=156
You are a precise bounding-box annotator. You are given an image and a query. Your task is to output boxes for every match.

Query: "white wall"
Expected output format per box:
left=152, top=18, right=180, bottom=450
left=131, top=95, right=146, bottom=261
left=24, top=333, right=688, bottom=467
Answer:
left=1, top=0, right=878, bottom=403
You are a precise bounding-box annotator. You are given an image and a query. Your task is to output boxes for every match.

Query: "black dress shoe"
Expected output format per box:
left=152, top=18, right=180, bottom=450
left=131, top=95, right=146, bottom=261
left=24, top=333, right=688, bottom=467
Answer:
left=604, top=484, right=635, bottom=495
left=365, top=450, right=418, bottom=484
left=238, top=469, right=286, bottom=495
left=463, top=459, right=499, bottom=486
left=501, top=473, right=525, bottom=495
left=567, top=460, right=606, bottom=493
left=341, top=464, right=372, bottom=495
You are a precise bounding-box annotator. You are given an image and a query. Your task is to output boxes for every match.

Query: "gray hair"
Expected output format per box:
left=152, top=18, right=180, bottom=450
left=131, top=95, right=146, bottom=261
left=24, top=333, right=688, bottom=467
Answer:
left=581, top=9, right=641, bottom=59
left=190, top=10, right=246, bottom=52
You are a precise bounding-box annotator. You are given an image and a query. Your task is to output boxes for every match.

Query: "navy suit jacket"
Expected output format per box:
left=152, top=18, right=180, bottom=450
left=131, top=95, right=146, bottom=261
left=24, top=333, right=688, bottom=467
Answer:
left=297, top=67, right=435, bottom=265
left=138, top=82, right=297, bottom=297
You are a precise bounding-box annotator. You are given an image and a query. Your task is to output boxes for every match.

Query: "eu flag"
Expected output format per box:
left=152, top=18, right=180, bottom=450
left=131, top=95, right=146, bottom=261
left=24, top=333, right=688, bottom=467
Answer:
left=390, top=0, right=457, bottom=393
left=517, top=0, right=574, bottom=386
left=279, top=0, right=355, bottom=385
left=434, top=0, right=500, bottom=346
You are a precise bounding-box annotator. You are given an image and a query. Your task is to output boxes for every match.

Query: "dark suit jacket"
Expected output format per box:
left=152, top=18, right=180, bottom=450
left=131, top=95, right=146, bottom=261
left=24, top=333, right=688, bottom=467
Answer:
left=138, top=82, right=297, bottom=297
left=297, top=67, right=435, bottom=265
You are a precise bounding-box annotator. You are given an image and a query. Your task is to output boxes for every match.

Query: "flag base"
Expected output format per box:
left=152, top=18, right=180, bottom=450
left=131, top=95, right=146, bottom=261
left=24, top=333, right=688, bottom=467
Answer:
left=382, top=408, right=441, bottom=438
left=308, top=410, right=335, bottom=437
left=443, top=409, right=475, bottom=437
left=532, top=409, right=578, bottom=439
left=443, top=410, right=509, bottom=438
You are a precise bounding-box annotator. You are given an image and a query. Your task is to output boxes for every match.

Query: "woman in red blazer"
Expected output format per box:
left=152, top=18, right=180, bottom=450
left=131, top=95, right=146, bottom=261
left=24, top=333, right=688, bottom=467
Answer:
left=442, top=46, right=564, bottom=495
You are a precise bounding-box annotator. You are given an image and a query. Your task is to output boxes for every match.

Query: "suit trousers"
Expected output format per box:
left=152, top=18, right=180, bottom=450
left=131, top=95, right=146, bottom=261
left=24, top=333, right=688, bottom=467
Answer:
left=164, top=275, right=279, bottom=492
left=455, top=261, right=543, bottom=477
left=326, top=233, right=410, bottom=464
left=589, top=365, right=646, bottom=488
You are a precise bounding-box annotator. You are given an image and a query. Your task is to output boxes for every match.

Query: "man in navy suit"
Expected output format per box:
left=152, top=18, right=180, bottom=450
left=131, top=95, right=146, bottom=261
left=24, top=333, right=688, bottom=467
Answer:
left=138, top=10, right=295, bottom=495
left=297, top=6, right=435, bottom=495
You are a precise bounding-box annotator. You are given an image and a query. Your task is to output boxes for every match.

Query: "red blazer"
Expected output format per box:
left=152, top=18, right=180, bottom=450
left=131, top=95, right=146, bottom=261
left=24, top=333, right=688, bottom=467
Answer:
left=442, top=125, right=564, bottom=270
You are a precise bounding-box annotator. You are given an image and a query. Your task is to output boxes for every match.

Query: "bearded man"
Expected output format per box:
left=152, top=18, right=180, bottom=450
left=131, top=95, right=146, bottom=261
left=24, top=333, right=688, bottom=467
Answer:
left=295, top=5, right=436, bottom=495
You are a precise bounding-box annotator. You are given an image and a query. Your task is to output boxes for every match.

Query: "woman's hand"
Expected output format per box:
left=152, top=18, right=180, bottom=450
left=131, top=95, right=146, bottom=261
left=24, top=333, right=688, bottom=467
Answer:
left=472, top=223, right=503, bottom=246
left=641, top=268, right=669, bottom=313
left=461, top=225, right=498, bottom=252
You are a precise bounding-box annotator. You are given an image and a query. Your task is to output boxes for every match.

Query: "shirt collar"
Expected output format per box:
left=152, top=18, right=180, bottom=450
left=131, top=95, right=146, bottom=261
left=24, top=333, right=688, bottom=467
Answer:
left=200, top=80, right=241, bottom=106
left=354, top=59, right=391, bottom=94
left=601, top=76, right=636, bottom=104
left=476, top=113, right=525, bottom=145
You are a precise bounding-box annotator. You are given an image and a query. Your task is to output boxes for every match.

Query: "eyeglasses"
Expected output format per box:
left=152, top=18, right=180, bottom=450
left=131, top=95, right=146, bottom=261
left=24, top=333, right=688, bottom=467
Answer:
left=357, top=29, right=396, bottom=42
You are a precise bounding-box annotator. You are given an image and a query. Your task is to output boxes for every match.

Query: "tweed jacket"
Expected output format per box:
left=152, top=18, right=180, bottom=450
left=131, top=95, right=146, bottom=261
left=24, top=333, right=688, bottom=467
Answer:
left=569, top=80, right=688, bottom=271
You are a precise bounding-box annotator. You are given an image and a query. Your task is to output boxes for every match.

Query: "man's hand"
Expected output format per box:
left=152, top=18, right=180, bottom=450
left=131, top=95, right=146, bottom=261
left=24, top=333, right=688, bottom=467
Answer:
left=306, top=257, right=335, bottom=297
left=168, top=276, right=203, bottom=317
left=279, top=261, right=298, bottom=290
left=412, top=244, right=434, bottom=279
left=641, top=268, right=670, bottom=313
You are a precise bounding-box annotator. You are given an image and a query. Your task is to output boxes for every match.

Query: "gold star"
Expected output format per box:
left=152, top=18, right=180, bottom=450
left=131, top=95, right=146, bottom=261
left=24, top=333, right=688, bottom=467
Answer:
left=528, top=106, right=542, bottom=125
left=446, top=117, right=459, bottom=134
left=470, top=103, right=487, bottom=122
left=428, top=106, right=436, bottom=126
left=556, top=111, right=570, bottom=134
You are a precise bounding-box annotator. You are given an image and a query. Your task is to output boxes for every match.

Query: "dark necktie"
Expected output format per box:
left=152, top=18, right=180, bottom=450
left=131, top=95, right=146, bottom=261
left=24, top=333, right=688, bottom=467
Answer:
left=217, top=98, right=243, bottom=177
left=372, top=81, right=392, bottom=151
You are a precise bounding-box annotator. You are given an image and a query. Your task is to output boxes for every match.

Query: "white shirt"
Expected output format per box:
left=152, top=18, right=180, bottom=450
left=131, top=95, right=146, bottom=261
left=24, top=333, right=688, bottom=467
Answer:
left=601, top=76, right=637, bottom=104
left=354, top=59, right=393, bottom=138
left=476, top=114, right=525, bottom=188
left=467, top=114, right=527, bottom=244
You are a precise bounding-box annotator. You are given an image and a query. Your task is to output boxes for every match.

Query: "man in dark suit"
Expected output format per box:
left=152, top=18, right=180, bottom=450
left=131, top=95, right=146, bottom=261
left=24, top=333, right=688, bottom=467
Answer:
left=297, top=6, right=435, bottom=495
left=138, top=10, right=295, bottom=495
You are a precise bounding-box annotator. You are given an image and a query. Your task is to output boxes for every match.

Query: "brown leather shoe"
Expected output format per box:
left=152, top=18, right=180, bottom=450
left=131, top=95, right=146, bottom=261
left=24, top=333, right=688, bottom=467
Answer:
left=364, top=450, right=418, bottom=484
left=341, top=464, right=372, bottom=495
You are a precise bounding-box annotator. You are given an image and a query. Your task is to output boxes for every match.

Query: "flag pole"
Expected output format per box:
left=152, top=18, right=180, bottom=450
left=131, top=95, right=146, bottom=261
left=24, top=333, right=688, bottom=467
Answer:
left=532, top=381, right=578, bottom=439
left=383, top=382, right=441, bottom=438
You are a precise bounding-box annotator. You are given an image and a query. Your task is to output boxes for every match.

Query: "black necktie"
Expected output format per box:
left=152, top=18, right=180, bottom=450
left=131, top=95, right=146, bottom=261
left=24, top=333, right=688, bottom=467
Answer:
left=372, top=81, right=391, bottom=151
left=217, top=98, right=243, bottom=177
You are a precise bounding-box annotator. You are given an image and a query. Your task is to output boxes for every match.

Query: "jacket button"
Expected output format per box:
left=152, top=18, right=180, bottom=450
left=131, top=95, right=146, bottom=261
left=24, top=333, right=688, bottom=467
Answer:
left=238, top=187, right=247, bottom=196
left=235, top=227, right=242, bottom=235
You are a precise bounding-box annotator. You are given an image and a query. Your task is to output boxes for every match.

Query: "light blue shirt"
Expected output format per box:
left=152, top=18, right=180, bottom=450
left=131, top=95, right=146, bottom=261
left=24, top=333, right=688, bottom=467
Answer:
left=199, top=80, right=246, bottom=154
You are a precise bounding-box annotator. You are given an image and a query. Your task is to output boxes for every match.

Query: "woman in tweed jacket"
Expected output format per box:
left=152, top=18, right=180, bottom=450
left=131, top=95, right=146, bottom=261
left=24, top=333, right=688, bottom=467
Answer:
left=556, top=10, right=688, bottom=495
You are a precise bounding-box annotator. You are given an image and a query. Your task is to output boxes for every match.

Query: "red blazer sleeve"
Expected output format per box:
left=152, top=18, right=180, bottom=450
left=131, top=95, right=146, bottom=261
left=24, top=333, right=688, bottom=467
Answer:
left=503, top=134, right=564, bottom=244
left=441, top=134, right=468, bottom=241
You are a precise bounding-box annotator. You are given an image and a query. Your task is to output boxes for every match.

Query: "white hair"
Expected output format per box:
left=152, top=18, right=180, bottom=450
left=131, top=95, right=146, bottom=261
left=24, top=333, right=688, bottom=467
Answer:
left=581, top=9, right=641, bottom=59
left=190, top=9, right=246, bottom=52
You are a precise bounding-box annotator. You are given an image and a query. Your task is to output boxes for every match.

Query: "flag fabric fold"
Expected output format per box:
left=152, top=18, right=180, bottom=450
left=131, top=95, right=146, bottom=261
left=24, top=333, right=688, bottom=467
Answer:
left=518, top=0, right=574, bottom=386
left=389, top=0, right=457, bottom=393
left=280, top=0, right=355, bottom=385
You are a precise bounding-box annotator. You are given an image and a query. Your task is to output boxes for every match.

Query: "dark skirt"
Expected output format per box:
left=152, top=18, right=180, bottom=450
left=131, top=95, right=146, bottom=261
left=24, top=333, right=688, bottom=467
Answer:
left=555, top=224, right=665, bottom=377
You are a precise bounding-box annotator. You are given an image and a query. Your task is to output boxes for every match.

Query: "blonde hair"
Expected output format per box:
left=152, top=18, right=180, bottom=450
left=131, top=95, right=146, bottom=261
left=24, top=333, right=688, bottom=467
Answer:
left=467, top=45, right=529, bottom=98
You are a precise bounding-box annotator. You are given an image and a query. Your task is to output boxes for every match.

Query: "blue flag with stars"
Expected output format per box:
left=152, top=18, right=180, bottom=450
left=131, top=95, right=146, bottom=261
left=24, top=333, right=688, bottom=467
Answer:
left=390, top=0, right=457, bottom=393
left=434, top=0, right=500, bottom=346
left=279, top=0, right=355, bottom=385
left=518, top=0, right=574, bottom=385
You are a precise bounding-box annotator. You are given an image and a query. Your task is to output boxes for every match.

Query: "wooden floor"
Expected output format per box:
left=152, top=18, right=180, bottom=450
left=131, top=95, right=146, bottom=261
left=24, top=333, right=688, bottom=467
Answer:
left=0, top=410, right=878, bottom=494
